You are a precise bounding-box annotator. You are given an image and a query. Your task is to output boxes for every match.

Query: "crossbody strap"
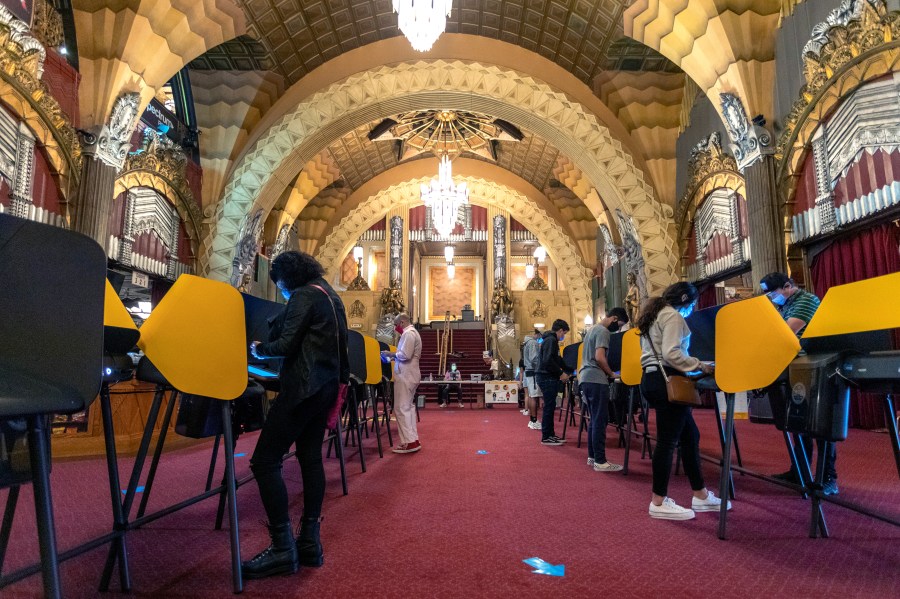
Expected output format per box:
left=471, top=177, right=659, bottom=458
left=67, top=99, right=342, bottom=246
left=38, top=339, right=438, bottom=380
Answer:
left=309, top=284, right=342, bottom=350
left=642, top=326, right=671, bottom=384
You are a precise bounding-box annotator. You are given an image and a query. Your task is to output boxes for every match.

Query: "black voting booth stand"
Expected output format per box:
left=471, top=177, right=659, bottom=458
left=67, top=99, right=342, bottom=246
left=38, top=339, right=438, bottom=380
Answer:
left=605, top=332, right=652, bottom=475
left=559, top=343, right=581, bottom=439
left=0, top=214, right=106, bottom=599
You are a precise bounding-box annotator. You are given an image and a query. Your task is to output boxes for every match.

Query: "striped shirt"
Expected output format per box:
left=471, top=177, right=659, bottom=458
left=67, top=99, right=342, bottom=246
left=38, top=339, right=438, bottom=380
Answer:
left=781, top=288, right=820, bottom=337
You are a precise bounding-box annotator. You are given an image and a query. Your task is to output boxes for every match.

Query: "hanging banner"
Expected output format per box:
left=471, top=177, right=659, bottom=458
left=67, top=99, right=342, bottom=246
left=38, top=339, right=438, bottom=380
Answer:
left=2, top=0, right=34, bottom=27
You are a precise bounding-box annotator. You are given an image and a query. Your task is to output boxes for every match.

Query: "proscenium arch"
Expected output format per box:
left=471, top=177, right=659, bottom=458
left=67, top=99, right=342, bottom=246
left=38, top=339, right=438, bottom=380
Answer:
left=676, top=171, right=746, bottom=263
left=114, top=171, right=202, bottom=257
left=203, top=49, right=677, bottom=294
left=307, top=158, right=598, bottom=264
left=316, top=175, right=593, bottom=322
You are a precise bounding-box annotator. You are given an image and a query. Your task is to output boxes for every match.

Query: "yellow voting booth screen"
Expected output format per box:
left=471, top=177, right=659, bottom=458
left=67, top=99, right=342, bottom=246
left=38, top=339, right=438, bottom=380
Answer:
left=104, top=279, right=138, bottom=330
left=620, top=328, right=643, bottom=386
left=138, top=275, right=247, bottom=400
left=715, top=296, right=800, bottom=393
left=363, top=334, right=382, bottom=385
left=803, top=272, right=900, bottom=339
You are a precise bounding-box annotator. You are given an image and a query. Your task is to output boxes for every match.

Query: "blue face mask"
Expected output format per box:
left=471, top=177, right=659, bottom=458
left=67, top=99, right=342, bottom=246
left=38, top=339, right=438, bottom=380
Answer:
left=678, top=305, right=694, bottom=319
left=280, top=287, right=292, bottom=301
left=559, top=334, right=566, bottom=343
left=770, top=292, right=787, bottom=306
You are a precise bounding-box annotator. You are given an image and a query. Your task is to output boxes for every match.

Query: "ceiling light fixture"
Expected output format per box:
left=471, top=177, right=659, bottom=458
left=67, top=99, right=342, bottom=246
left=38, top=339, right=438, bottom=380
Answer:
left=421, top=154, right=468, bottom=239
left=392, top=0, right=454, bottom=52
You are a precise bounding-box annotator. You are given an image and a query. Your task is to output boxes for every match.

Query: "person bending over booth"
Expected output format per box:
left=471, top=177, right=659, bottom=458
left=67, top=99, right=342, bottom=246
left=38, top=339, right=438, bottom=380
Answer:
left=578, top=307, right=629, bottom=473
left=245, top=251, right=349, bottom=579
left=637, top=282, right=728, bottom=521
left=535, top=319, right=570, bottom=446
left=760, top=272, right=837, bottom=495
left=439, top=363, right=463, bottom=408
left=381, top=313, right=422, bottom=454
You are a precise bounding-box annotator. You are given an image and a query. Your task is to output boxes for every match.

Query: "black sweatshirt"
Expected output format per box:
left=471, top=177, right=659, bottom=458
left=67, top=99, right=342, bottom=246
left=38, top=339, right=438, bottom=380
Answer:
left=536, top=331, right=567, bottom=378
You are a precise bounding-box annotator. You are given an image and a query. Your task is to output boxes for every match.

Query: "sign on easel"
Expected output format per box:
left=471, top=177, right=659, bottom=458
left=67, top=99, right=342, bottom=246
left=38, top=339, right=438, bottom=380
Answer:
left=485, top=381, right=518, bottom=404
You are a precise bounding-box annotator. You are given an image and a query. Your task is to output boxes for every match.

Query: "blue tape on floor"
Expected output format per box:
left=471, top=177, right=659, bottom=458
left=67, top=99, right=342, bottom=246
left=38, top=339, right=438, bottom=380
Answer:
left=235, top=453, right=246, bottom=457
left=121, top=486, right=145, bottom=494
left=476, top=450, right=489, bottom=455
left=523, top=557, right=565, bottom=577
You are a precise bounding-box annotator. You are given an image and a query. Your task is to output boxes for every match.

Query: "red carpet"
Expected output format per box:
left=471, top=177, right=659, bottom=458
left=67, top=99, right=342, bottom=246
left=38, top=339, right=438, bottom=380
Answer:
left=2, top=406, right=899, bottom=598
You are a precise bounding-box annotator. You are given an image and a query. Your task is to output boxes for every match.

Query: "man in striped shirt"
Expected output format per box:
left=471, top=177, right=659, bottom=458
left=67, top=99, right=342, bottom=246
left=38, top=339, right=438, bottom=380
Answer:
left=761, top=272, right=837, bottom=495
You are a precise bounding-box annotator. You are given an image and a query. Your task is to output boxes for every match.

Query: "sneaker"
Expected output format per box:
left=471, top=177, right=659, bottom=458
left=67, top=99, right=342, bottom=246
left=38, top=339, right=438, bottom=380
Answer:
left=547, top=435, right=566, bottom=443
left=587, top=457, right=595, bottom=467
left=439, top=403, right=447, bottom=408
left=692, top=490, right=731, bottom=512
left=541, top=437, right=564, bottom=446
left=520, top=408, right=529, bottom=415
left=392, top=441, right=422, bottom=454
left=822, top=478, right=839, bottom=496
left=593, top=461, right=623, bottom=473
left=772, top=469, right=799, bottom=484
left=527, top=421, right=542, bottom=430
left=458, top=402, right=465, bottom=408
left=649, top=497, right=695, bottom=520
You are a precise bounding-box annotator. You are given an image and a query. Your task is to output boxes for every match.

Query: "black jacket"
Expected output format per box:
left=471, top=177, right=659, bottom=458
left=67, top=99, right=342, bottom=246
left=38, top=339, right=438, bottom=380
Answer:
left=256, top=277, right=350, bottom=408
left=536, top=331, right=566, bottom=378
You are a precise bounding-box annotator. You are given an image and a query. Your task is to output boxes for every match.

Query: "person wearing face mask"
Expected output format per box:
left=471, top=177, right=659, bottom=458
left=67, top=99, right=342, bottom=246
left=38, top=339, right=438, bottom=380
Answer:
left=438, top=362, right=463, bottom=408
left=381, top=313, right=422, bottom=453
left=759, top=272, right=837, bottom=494
left=578, top=307, right=629, bottom=472
left=535, top=319, right=571, bottom=446
left=637, top=282, right=727, bottom=520
left=245, top=251, right=349, bottom=579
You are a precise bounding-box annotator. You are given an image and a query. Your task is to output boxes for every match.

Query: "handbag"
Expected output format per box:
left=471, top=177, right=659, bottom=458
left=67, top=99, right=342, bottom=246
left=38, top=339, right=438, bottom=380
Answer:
left=645, top=333, right=702, bottom=407
left=310, top=284, right=349, bottom=430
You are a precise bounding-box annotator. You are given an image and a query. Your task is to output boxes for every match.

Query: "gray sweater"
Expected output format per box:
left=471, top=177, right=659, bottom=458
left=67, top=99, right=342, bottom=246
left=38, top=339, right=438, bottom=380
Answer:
left=639, top=306, right=702, bottom=373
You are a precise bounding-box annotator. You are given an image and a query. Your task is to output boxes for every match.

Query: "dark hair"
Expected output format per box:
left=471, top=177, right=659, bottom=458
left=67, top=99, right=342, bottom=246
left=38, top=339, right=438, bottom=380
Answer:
left=760, top=272, right=792, bottom=292
left=270, top=251, right=324, bottom=290
left=635, top=282, right=698, bottom=332
left=532, top=328, right=541, bottom=336
left=551, top=319, right=570, bottom=332
left=607, top=307, right=629, bottom=323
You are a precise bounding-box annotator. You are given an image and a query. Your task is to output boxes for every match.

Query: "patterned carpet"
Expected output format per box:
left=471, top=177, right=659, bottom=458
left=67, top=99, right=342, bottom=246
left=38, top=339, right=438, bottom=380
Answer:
left=2, top=405, right=899, bottom=598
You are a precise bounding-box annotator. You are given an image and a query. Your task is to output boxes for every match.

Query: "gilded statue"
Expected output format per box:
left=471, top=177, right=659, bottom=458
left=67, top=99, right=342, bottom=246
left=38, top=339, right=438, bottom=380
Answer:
left=624, top=271, right=641, bottom=324
left=491, top=280, right=513, bottom=316
left=380, top=279, right=405, bottom=316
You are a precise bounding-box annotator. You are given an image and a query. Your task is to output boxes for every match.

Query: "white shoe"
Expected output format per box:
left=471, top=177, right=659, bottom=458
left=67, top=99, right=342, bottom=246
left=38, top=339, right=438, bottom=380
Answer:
left=527, top=421, right=541, bottom=430
left=593, top=461, right=623, bottom=473
left=520, top=408, right=529, bottom=415
left=587, top=457, right=595, bottom=467
left=649, top=497, right=695, bottom=520
left=692, top=490, right=732, bottom=512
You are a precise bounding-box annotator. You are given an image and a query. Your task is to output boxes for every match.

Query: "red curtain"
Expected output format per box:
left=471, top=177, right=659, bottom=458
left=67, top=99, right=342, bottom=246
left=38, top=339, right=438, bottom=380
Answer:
left=810, top=222, right=900, bottom=429
left=697, top=284, right=719, bottom=310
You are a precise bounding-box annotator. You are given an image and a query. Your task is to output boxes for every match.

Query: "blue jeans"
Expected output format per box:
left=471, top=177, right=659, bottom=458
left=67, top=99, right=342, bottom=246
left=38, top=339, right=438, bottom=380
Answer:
left=535, top=375, right=560, bottom=440
left=581, top=382, right=610, bottom=463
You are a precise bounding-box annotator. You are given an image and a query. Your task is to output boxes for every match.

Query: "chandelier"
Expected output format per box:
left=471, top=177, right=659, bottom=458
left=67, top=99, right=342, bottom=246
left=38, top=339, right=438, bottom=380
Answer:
left=421, top=154, right=468, bottom=239
left=392, top=0, right=454, bottom=52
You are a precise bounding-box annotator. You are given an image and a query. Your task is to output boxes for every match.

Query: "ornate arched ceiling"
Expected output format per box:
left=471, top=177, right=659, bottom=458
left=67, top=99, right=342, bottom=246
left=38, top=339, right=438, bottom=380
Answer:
left=314, top=175, right=593, bottom=322
left=201, top=55, right=678, bottom=294
left=231, top=0, right=635, bottom=86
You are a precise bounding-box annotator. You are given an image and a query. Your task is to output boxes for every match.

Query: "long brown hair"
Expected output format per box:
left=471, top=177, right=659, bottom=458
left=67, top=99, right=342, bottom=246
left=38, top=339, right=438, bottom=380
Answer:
left=635, top=282, right=699, bottom=332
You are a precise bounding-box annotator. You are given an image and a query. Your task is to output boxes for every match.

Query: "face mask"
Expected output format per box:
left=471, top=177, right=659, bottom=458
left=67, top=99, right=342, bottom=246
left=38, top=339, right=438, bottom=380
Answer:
left=395, top=324, right=405, bottom=334
left=280, top=288, right=291, bottom=301
left=607, top=321, right=620, bottom=333
left=451, top=364, right=456, bottom=371
left=678, top=305, right=694, bottom=318
left=770, top=292, right=787, bottom=306
left=559, top=334, right=566, bottom=343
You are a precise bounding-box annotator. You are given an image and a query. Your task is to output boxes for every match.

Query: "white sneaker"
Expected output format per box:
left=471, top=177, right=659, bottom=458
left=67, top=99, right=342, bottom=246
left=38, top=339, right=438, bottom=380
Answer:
left=593, top=461, right=623, bottom=473
left=649, top=497, right=695, bottom=520
left=521, top=408, right=529, bottom=415
left=692, top=490, right=732, bottom=512
left=527, top=421, right=542, bottom=430
left=587, top=457, right=595, bottom=467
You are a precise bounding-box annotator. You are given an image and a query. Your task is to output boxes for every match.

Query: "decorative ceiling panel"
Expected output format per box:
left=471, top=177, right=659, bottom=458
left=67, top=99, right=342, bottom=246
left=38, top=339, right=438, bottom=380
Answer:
left=603, top=37, right=681, bottom=73
left=231, top=0, right=637, bottom=85
left=188, top=35, right=272, bottom=71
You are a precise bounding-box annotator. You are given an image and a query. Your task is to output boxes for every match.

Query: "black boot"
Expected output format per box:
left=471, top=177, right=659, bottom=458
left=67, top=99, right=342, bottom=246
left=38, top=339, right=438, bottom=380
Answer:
left=296, top=516, right=324, bottom=567
left=241, top=521, right=299, bottom=579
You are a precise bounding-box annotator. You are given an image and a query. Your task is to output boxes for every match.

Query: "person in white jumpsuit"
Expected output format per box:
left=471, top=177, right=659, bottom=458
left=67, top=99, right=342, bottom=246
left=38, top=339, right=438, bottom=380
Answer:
left=381, top=313, right=422, bottom=454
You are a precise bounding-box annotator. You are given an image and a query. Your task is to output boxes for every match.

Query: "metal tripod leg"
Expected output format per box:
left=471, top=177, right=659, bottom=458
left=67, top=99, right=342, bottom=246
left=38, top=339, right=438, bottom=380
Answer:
left=0, top=485, right=20, bottom=575
left=206, top=434, right=222, bottom=492
left=381, top=381, right=393, bottom=447
left=369, top=386, right=383, bottom=458
left=809, top=442, right=830, bottom=539
left=884, top=394, right=900, bottom=479
left=713, top=403, right=736, bottom=500
left=29, top=415, right=61, bottom=599
left=623, top=387, right=635, bottom=475
left=334, top=416, right=348, bottom=495
left=220, top=402, right=243, bottom=593
left=137, top=391, right=179, bottom=519
left=99, top=386, right=131, bottom=591
left=717, top=393, right=735, bottom=540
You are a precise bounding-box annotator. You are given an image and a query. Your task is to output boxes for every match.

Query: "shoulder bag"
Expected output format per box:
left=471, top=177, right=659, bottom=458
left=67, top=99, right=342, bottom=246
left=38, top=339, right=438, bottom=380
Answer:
left=645, top=331, right=702, bottom=407
left=310, top=284, right=349, bottom=430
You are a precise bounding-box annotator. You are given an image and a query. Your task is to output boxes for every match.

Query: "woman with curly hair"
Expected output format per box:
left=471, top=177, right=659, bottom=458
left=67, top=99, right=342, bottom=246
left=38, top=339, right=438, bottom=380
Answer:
left=636, top=282, right=729, bottom=521
left=243, top=251, right=349, bottom=579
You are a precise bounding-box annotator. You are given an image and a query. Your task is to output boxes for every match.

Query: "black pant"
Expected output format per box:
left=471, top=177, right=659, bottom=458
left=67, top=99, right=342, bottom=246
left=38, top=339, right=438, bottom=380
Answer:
left=250, top=386, right=335, bottom=525
left=640, top=369, right=705, bottom=497
left=801, top=436, right=838, bottom=481
left=438, top=384, right=462, bottom=404
left=536, top=375, right=560, bottom=440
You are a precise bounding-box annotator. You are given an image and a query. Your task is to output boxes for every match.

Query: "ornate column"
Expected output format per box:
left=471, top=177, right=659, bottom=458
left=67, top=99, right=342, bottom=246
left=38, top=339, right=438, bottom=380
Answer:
left=166, top=206, right=180, bottom=280
left=10, top=133, right=35, bottom=220
left=730, top=191, right=745, bottom=265
left=492, top=214, right=507, bottom=287
left=721, top=93, right=785, bottom=287
left=376, top=213, right=406, bottom=343
left=72, top=93, right=140, bottom=249
left=811, top=128, right=837, bottom=235
left=118, top=190, right=136, bottom=266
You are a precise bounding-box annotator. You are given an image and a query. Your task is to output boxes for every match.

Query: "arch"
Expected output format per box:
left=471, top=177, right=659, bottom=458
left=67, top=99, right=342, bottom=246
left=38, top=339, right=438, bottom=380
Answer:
left=0, top=12, right=81, bottom=202
left=202, top=52, right=677, bottom=294
left=115, top=169, right=202, bottom=257
left=315, top=176, right=593, bottom=322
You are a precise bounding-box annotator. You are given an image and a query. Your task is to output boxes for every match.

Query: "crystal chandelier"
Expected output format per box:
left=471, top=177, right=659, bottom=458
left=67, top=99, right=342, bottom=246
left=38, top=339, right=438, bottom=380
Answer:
left=392, top=0, right=454, bottom=52
left=421, top=154, right=468, bottom=239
